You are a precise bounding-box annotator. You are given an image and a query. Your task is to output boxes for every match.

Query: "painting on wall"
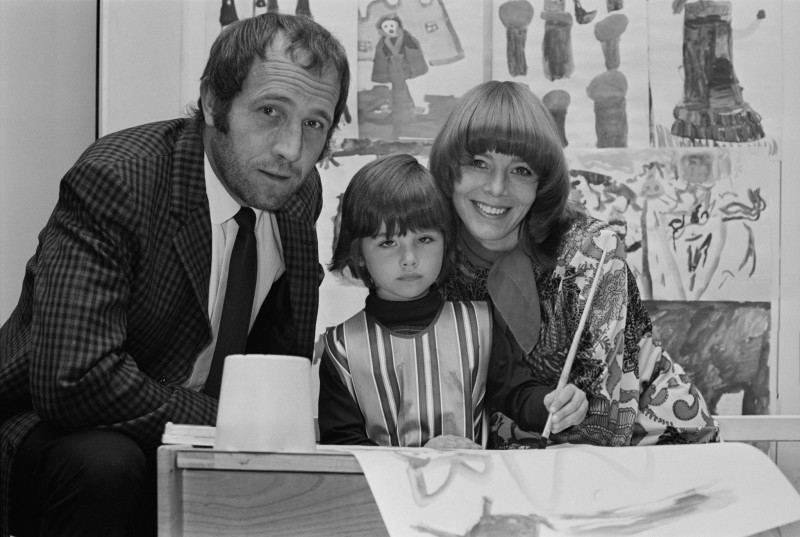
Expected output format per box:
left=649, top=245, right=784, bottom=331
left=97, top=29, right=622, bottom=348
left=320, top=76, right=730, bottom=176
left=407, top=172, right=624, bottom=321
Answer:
left=645, top=300, right=770, bottom=416
left=563, top=146, right=777, bottom=416
left=356, top=0, right=488, bottom=142
left=648, top=0, right=783, bottom=156
left=490, top=0, right=650, bottom=149
left=566, top=147, right=776, bottom=302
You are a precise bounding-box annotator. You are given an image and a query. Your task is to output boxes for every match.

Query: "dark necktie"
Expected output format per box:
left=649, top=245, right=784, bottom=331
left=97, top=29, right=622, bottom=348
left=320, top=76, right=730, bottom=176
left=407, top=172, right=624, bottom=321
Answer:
left=203, top=207, right=257, bottom=398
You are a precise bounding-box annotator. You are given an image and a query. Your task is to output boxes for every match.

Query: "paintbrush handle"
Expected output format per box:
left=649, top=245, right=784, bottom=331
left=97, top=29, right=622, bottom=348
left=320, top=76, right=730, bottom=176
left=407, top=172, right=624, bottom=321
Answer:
left=542, top=248, right=609, bottom=439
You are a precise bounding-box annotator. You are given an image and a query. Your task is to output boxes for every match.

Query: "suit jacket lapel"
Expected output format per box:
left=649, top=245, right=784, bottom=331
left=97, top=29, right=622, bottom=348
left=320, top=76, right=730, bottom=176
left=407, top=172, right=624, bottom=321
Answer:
left=273, top=167, right=323, bottom=358
left=170, top=121, right=212, bottom=325
left=165, top=122, right=322, bottom=358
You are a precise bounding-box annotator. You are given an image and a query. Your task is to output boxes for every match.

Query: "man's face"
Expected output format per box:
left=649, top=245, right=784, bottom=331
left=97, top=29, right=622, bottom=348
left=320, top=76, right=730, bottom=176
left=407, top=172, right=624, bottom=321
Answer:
left=203, top=34, right=340, bottom=211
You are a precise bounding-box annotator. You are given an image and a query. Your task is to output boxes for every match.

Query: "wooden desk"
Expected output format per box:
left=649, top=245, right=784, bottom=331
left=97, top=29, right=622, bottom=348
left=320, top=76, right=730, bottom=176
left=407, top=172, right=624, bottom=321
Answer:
left=157, top=445, right=388, bottom=537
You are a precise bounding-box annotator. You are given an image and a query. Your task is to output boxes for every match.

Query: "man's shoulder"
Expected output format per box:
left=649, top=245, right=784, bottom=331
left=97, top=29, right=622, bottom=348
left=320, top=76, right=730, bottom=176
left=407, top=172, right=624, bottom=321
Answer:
left=278, top=165, right=323, bottom=224
left=77, top=118, right=200, bottom=166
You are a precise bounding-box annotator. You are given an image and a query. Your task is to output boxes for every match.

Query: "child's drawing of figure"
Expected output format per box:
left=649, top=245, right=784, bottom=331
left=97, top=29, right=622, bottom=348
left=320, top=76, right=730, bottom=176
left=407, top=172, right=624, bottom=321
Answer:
left=371, top=14, right=428, bottom=140
left=671, top=1, right=765, bottom=143
left=541, top=0, right=574, bottom=81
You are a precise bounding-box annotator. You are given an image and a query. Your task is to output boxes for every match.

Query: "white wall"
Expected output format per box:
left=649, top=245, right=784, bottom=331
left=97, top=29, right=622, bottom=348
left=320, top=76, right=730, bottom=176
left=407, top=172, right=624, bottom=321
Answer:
left=97, top=0, right=185, bottom=136
left=0, top=0, right=98, bottom=323
left=776, top=0, right=800, bottom=505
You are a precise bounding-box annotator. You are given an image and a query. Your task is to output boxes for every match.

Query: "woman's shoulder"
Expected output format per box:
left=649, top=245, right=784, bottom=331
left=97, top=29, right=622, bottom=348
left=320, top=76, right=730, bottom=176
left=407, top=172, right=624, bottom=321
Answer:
left=565, top=213, right=610, bottom=239
left=556, top=214, right=622, bottom=266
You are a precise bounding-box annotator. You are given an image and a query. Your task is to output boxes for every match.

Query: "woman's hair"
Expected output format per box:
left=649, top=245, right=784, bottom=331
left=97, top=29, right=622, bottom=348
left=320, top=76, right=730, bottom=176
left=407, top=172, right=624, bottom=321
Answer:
left=330, top=154, right=456, bottom=288
left=191, top=12, right=350, bottom=159
left=428, top=80, right=582, bottom=269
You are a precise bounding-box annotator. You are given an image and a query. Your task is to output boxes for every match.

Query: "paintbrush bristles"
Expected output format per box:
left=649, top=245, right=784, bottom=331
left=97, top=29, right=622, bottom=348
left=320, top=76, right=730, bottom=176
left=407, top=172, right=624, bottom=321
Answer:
left=541, top=247, right=610, bottom=443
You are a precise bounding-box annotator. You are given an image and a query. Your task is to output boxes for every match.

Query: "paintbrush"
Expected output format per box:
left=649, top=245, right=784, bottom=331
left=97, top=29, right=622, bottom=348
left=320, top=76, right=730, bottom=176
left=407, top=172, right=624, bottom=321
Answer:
left=538, top=247, right=609, bottom=449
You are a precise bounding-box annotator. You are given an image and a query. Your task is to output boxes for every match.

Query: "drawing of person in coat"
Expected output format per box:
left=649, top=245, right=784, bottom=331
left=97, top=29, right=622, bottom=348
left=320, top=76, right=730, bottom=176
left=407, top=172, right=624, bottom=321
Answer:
left=371, top=13, right=428, bottom=140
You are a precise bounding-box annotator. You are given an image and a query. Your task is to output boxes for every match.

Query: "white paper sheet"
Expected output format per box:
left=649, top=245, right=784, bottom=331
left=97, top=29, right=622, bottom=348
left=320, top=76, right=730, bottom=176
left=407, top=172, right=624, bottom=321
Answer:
left=346, top=442, right=800, bottom=537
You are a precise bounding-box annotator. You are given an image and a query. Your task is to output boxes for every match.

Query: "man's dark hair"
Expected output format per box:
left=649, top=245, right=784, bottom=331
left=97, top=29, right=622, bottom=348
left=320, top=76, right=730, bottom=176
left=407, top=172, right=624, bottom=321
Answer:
left=192, top=13, right=350, bottom=158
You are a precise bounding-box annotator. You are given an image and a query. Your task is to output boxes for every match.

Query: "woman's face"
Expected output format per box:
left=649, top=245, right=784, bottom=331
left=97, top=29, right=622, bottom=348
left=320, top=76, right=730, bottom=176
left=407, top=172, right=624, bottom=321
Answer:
left=452, top=151, right=538, bottom=251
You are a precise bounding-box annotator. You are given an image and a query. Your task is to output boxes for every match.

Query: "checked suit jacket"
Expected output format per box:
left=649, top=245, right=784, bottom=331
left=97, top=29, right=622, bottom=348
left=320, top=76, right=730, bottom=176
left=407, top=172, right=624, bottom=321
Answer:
left=0, top=118, right=324, bottom=536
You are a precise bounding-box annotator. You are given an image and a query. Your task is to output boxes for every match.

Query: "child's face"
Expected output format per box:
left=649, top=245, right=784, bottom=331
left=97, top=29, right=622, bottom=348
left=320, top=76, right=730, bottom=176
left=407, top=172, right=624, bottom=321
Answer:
left=361, top=224, right=444, bottom=301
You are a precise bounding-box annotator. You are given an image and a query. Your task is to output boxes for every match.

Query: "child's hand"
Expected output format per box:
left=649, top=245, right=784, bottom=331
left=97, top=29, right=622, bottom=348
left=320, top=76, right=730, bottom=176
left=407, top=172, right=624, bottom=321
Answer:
left=544, top=384, right=588, bottom=434
left=424, top=435, right=482, bottom=450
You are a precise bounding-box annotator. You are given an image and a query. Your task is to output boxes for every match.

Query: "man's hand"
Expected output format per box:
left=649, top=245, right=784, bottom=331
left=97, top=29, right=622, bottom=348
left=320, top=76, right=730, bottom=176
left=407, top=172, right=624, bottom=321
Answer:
left=424, top=435, right=482, bottom=450
left=544, top=384, right=588, bottom=433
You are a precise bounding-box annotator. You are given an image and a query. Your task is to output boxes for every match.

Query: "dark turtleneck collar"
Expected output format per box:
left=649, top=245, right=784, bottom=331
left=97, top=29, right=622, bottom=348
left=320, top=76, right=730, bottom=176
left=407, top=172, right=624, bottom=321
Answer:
left=364, top=285, right=443, bottom=331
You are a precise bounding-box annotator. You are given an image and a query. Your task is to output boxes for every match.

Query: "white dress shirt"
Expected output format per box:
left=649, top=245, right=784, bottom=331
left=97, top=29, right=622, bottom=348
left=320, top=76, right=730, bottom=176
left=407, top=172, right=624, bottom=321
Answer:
left=184, top=153, right=285, bottom=390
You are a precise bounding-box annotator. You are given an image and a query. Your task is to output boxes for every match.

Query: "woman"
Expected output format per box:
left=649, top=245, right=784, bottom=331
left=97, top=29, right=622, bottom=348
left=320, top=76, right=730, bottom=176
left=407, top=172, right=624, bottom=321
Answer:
left=429, top=80, right=718, bottom=447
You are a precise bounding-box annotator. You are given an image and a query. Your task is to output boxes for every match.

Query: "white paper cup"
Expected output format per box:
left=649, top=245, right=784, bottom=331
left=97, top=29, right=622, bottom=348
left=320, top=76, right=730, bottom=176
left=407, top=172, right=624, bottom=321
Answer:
left=214, top=354, right=317, bottom=453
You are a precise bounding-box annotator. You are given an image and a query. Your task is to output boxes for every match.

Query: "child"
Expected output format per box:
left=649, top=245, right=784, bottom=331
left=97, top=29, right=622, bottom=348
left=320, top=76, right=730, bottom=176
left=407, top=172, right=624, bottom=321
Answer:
left=318, top=154, right=586, bottom=448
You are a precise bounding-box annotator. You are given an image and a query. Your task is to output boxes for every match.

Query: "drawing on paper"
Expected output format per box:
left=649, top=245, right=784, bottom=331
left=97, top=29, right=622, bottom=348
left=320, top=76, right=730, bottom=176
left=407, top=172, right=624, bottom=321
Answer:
left=357, top=0, right=476, bottom=142
left=350, top=413, right=800, bottom=536
left=386, top=448, right=739, bottom=537
left=608, top=0, right=624, bottom=12
left=541, top=0, right=575, bottom=81
left=565, top=147, right=775, bottom=415
left=414, top=488, right=729, bottom=537
left=370, top=13, right=429, bottom=140
left=399, top=451, right=494, bottom=506
left=671, top=1, right=764, bottom=143
left=543, top=90, right=571, bottom=146
left=645, top=300, right=770, bottom=416
left=220, top=0, right=239, bottom=27
left=567, top=147, right=774, bottom=301
left=498, top=1, right=535, bottom=77
left=649, top=0, right=780, bottom=154
left=573, top=0, right=597, bottom=25
left=491, top=1, right=649, bottom=148
left=587, top=13, right=630, bottom=147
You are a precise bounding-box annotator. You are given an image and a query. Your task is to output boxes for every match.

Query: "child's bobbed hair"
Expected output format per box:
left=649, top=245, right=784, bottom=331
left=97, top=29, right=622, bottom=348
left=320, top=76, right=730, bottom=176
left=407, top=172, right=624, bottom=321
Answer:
left=330, top=153, right=455, bottom=288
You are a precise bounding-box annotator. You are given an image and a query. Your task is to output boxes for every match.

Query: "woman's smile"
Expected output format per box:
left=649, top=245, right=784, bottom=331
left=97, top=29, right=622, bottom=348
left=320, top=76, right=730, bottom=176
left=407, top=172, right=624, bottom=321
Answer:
left=473, top=201, right=511, bottom=217
left=453, top=151, right=539, bottom=251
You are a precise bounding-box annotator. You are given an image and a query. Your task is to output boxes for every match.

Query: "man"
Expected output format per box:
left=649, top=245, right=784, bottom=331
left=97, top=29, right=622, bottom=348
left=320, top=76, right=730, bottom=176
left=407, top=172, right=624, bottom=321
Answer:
left=0, top=13, right=349, bottom=537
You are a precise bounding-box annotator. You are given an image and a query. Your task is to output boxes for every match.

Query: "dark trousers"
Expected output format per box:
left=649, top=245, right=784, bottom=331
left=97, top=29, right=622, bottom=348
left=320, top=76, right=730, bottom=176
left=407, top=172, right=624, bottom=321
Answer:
left=9, top=422, right=157, bottom=537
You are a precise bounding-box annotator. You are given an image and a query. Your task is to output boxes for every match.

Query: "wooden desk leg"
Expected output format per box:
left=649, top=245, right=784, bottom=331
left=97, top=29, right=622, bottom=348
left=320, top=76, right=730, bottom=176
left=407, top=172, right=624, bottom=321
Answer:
left=157, top=445, right=184, bottom=537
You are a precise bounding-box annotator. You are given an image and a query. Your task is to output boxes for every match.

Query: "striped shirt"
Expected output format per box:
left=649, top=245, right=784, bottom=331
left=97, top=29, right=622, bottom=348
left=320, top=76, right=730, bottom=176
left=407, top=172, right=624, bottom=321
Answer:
left=323, top=300, right=492, bottom=447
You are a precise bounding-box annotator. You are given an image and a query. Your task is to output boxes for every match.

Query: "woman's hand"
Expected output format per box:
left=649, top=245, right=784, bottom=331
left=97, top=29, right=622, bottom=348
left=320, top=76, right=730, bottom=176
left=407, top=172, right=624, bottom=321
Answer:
left=544, top=384, right=588, bottom=433
left=424, top=435, right=482, bottom=450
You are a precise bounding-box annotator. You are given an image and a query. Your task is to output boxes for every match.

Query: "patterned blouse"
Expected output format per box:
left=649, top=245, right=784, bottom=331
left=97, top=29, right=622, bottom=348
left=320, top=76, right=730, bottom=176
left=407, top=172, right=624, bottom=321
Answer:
left=442, top=215, right=719, bottom=447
